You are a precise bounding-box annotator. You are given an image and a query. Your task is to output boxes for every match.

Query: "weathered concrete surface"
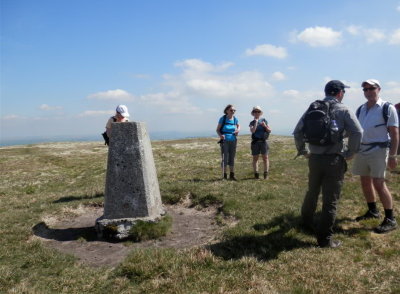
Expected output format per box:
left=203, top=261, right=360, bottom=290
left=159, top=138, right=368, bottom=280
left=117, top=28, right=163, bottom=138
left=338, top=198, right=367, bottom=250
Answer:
left=96, top=122, right=164, bottom=239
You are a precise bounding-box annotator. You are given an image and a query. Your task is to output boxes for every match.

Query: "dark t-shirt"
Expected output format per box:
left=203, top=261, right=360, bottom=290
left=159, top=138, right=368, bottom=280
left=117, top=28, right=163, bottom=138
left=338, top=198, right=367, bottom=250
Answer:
left=249, top=118, right=269, bottom=140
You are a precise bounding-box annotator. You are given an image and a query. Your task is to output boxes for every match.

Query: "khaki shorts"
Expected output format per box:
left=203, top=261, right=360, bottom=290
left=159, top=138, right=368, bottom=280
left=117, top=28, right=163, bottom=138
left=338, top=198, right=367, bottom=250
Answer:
left=352, top=148, right=389, bottom=178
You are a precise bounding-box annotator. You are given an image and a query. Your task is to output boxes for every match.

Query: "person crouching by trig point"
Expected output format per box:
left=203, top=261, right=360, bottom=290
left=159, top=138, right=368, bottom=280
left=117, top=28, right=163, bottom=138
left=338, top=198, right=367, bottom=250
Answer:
left=293, top=80, right=363, bottom=248
left=249, top=106, right=271, bottom=179
left=216, top=104, right=240, bottom=181
left=102, top=105, right=130, bottom=146
left=352, top=79, right=399, bottom=233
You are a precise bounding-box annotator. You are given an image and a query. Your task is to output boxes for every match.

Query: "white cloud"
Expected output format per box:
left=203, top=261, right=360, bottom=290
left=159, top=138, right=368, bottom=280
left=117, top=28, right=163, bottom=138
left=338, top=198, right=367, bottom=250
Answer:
left=78, top=110, right=114, bottom=117
left=1, top=114, right=24, bottom=120
left=140, top=91, right=201, bottom=114
left=87, top=89, right=134, bottom=101
left=136, top=58, right=276, bottom=114
left=269, top=109, right=282, bottom=115
left=389, top=28, right=400, bottom=44
left=271, top=71, right=286, bottom=81
left=364, top=28, right=386, bottom=43
left=383, top=80, right=400, bottom=97
left=39, top=104, right=62, bottom=111
left=175, top=59, right=234, bottom=73
left=283, top=90, right=300, bottom=98
left=346, top=25, right=362, bottom=35
left=295, top=26, right=342, bottom=47
left=245, top=44, right=288, bottom=59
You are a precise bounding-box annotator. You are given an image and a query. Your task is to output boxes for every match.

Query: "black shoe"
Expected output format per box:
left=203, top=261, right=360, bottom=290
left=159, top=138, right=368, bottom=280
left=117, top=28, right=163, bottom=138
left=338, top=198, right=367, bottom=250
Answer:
left=318, top=239, right=342, bottom=248
left=229, top=172, right=237, bottom=181
left=263, top=171, right=269, bottom=179
left=254, top=172, right=259, bottom=179
left=374, top=217, right=397, bottom=234
left=355, top=210, right=380, bottom=221
left=223, top=173, right=228, bottom=180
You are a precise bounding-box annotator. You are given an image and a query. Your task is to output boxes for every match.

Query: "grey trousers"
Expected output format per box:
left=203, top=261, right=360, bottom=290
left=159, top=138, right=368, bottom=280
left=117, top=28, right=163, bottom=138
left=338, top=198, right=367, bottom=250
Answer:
left=301, top=154, right=346, bottom=245
left=221, top=140, right=237, bottom=167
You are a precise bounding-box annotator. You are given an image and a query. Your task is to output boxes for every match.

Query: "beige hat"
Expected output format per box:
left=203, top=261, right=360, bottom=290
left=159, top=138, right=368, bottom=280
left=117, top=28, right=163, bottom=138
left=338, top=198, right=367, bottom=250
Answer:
left=251, top=106, right=263, bottom=115
left=361, top=79, right=381, bottom=88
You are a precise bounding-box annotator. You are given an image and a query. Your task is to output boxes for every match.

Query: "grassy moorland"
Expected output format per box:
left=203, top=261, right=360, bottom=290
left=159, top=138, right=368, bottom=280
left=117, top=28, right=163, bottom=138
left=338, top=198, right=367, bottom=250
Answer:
left=0, top=135, right=399, bottom=294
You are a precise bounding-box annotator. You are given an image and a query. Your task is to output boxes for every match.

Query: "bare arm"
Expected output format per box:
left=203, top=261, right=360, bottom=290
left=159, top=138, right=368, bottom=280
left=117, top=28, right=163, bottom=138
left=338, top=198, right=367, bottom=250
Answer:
left=216, top=123, right=224, bottom=140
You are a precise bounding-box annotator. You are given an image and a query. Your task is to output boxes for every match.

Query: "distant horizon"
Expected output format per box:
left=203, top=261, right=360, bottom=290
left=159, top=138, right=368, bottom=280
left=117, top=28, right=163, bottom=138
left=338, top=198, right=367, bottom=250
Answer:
left=0, top=129, right=293, bottom=147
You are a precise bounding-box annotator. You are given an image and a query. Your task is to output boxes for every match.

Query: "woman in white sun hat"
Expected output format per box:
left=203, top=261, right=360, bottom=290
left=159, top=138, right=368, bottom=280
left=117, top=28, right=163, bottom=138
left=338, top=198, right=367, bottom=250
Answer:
left=249, top=106, right=271, bottom=179
left=105, top=105, right=130, bottom=138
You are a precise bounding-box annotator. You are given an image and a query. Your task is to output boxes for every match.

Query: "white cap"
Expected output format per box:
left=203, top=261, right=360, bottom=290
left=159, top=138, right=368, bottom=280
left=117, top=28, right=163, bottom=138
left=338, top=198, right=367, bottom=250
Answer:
left=251, top=106, right=263, bottom=114
left=362, top=79, right=381, bottom=88
left=116, top=105, right=130, bottom=117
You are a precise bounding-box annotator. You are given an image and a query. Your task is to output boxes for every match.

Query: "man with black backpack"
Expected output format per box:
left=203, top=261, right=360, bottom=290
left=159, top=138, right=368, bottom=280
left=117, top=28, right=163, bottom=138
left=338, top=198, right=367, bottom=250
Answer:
left=293, top=80, right=363, bottom=248
left=352, top=79, right=399, bottom=233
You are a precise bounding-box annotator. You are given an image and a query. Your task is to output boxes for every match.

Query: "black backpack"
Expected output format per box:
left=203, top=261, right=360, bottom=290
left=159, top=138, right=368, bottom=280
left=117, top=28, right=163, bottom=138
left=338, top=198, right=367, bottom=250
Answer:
left=302, top=100, right=340, bottom=146
left=101, top=117, right=117, bottom=146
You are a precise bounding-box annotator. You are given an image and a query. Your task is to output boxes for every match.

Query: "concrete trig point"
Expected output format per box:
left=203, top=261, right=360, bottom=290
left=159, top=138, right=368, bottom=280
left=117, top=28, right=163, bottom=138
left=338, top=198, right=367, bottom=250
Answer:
left=95, top=121, right=165, bottom=240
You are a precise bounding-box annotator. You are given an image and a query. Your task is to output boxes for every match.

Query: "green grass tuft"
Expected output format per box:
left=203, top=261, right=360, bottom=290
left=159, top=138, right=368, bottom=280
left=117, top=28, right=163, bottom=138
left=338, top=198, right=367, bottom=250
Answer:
left=129, top=215, right=172, bottom=242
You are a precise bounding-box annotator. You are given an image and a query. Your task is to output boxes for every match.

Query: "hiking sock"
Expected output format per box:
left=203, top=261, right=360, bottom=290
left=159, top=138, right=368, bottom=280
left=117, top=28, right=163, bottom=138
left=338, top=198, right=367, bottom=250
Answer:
left=367, top=202, right=378, bottom=213
left=384, top=209, right=394, bottom=220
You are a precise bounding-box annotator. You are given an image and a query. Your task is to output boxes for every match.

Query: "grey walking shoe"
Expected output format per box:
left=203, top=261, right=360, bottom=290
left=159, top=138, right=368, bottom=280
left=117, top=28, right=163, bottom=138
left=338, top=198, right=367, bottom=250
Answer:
left=355, top=210, right=380, bottom=221
left=318, top=239, right=342, bottom=248
left=374, top=217, right=397, bottom=234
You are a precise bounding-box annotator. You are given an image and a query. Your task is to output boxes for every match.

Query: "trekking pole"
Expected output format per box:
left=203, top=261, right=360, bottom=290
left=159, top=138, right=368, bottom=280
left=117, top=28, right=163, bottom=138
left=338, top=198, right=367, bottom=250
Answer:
left=221, top=140, right=225, bottom=179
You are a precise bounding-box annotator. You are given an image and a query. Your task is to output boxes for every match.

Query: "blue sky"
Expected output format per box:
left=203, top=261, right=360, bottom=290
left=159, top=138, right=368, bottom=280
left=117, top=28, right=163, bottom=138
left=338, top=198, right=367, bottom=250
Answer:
left=1, top=0, right=400, bottom=142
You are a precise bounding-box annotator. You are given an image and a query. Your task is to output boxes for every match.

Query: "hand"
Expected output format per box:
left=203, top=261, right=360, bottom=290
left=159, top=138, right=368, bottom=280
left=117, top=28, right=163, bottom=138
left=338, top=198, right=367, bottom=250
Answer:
left=234, top=130, right=239, bottom=135
left=345, top=155, right=354, bottom=161
left=388, top=157, right=398, bottom=169
left=303, top=152, right=310, bottom=159
left=220, top=135, right=225, bottom=140
left=260, top=121, right=267, bottom=127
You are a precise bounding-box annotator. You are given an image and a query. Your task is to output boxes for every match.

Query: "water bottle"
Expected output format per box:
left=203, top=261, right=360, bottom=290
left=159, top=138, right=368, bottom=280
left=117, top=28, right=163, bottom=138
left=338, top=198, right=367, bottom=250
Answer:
left=331, top=120, right=339, bottom=132
left=330, top=119, right=339, bottom=142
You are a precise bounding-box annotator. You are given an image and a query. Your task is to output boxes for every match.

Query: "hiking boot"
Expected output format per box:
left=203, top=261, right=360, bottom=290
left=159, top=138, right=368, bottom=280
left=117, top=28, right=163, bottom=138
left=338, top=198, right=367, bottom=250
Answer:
left=229, top=172, right=237, bottom=181
left=318, top=239, right=342, bottom=248
left=263, top=171, right=269, bottom=179
left=374, top=217, right=397, bottom=234
left=254, top=172, right=259, bottom=179
left=355, top=210, right=380, bottom=221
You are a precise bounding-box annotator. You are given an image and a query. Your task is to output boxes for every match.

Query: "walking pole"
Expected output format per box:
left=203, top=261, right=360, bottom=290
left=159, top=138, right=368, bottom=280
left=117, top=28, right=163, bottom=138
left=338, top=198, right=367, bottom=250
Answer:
left=220, top=139, right=225, bottom=179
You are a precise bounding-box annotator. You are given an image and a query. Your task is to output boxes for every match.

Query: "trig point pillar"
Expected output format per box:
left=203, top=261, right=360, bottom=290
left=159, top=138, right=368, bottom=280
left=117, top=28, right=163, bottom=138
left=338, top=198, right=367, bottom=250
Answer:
left=95, top=121, right=164, bottom=240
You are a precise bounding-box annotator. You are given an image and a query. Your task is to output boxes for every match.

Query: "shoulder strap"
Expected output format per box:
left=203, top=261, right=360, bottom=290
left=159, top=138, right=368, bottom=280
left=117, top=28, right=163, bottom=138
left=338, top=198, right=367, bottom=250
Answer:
left=382, top=102, right=391, bottom=125
left=112, top=116, right=117, bottom=122
left=219, top=115, right=227, bottom=133
left=356, top=105, right=362, bottom=119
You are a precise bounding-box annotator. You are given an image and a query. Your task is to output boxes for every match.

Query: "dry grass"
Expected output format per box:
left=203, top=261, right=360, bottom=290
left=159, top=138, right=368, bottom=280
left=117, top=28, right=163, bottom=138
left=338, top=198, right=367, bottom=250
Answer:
left=0, top=135, right=399, bottom=294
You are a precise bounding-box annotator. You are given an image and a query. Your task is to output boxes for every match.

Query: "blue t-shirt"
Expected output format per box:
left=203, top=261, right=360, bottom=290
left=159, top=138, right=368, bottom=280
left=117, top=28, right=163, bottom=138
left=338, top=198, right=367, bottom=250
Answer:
left=219, top=115, right=238, bottom=141
left=249, top=118, right=268, bottom=139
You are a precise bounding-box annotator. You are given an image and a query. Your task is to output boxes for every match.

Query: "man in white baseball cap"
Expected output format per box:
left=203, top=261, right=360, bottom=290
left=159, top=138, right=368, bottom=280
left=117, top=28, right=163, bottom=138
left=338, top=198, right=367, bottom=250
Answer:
left=352, top=79, right=399, bottom=233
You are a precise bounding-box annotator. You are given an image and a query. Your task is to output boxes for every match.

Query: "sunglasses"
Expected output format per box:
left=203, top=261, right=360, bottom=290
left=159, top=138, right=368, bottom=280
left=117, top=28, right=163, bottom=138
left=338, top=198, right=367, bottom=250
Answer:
left=230, top=109, right=236, bottom=112
left=253, top=110, right=261, bottom=113
left=363, top=87, right=377, bottom=92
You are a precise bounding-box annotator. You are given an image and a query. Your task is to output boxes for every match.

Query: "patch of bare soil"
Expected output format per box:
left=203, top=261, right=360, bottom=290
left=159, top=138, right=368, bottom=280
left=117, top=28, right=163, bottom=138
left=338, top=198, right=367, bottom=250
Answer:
left=32, top=204, right=223, bottom=268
